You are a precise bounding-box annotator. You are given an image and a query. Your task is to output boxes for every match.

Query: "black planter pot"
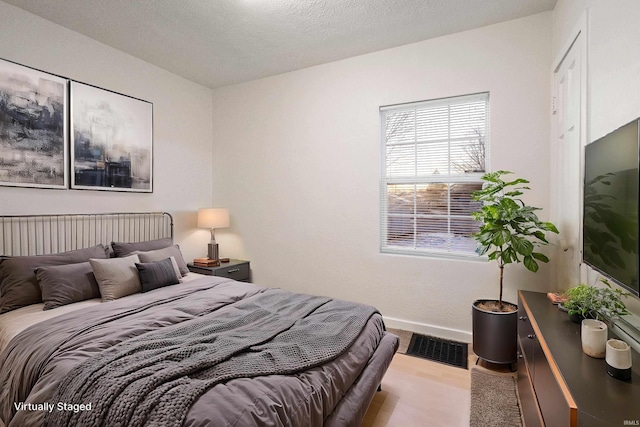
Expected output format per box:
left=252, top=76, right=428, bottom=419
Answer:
left=568, top=312, right=595, bottom=324
left=472, top=299, right=518, bottom=364
left=569, top=313, right=585, bottom=324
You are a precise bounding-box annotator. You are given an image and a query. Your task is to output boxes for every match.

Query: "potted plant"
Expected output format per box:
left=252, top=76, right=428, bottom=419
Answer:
left=471, top=170, right=559, bottom=364
left=563, top=279, right=630, bottom=323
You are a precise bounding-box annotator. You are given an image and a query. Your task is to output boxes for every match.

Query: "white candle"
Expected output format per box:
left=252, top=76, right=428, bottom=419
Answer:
left=606, top=339, right=632, bottom=369
left=581, top=319, right=608, bottom=358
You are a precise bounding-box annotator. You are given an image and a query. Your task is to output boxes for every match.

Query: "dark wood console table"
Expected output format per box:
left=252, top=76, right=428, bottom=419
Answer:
left=517, top=290, right=640, bottom=426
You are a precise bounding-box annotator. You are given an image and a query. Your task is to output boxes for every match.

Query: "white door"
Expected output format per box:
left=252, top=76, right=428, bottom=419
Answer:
left=552, top=33, right=585, bottom=289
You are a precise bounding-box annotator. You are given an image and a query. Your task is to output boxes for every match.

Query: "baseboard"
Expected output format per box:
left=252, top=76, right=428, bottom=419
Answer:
left=383, top=316, right=472, bottom=344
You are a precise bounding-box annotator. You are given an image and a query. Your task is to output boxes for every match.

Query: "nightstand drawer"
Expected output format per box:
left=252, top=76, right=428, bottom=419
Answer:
left=214, top=263, right=250, bottom=281
left=187, top=260, right=251, bottom=282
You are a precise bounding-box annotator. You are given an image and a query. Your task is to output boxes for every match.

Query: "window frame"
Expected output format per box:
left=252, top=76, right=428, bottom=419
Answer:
left=379, top=92, right=490, bottom=260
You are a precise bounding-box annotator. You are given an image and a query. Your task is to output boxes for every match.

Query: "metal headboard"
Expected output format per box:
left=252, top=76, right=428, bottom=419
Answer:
left=0, top=212, right=173, bottom=256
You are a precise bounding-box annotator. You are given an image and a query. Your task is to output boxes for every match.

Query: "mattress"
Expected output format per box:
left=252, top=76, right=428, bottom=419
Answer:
left=0, top=274, right=398, bottom=426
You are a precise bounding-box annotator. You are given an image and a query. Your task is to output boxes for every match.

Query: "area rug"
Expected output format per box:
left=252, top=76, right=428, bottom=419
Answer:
left=469, top=366, right=523, bottom=427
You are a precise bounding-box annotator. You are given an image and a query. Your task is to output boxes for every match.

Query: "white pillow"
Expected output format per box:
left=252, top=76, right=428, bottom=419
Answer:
left=90, top=254, right=141, bottom=301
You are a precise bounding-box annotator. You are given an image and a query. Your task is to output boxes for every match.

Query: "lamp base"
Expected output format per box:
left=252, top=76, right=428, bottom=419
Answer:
left=207, top=242, right=219, bottom=261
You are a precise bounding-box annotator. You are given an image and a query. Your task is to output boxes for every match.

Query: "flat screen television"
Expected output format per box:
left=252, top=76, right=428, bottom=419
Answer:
left=583, top=118, right=639, bottom=297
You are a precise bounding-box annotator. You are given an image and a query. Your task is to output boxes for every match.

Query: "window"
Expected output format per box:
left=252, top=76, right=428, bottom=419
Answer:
left=380, top=93, right=489, bottom=258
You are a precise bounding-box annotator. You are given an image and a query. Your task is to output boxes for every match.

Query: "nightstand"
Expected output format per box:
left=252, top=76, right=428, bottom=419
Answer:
left=187, top=259, right=250, bottom=282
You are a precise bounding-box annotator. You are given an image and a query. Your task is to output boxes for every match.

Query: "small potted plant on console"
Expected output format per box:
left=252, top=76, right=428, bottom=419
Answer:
left=471, top=170, right=558, bottom=365
left=563, top=278, right=630, bottom=323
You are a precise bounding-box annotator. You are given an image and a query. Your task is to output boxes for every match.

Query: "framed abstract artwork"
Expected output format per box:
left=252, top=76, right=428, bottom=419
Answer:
left=0, top=58, right=68, bottom=189
left=71, top=81, right=153, bottom=192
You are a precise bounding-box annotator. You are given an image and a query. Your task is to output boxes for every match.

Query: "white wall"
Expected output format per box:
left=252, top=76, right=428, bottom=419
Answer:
left=552, top=0, right=640, bottom=317
left=0, top=2, right=214, bottom=261
left=211, top=13, right=553, bottom=341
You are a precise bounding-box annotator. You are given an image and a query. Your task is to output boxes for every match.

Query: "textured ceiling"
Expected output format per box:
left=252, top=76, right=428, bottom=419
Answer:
left=3, top=0, right=557, bottom=88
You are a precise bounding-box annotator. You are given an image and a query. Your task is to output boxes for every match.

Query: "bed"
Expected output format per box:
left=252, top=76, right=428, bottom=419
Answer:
left=0, top=212, right=398, bottom=427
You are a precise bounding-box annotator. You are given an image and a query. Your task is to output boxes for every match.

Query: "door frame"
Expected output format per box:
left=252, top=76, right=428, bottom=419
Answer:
left=550, top=11, right=589, bottom=287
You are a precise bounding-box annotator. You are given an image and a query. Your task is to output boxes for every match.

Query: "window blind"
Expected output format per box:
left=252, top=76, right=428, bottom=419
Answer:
left=380, top=93, right=490, bottom=257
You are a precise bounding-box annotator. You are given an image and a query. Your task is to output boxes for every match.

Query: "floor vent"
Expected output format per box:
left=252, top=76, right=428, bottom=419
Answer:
left=406, top=333, right=468, bottom=369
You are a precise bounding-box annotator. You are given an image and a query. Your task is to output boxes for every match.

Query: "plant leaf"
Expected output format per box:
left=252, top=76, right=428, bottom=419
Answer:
left=511, top=236, right=534, bottom=256
left=542, top=222, right=559, bottom=234
left=523, top=256, right=539, bottom=272
left=532, top=252, right=550, bottom=263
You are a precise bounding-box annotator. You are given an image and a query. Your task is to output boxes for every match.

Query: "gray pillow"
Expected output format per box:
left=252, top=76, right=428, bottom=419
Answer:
left=0, top=245, right=108, bottom=314
left=136, top=258, right=180, bottom=292
left=132, top=254, right=181, bottom=282
left=165, top=256, right=183, bottom=282
left=36, top=262, right=100, bottom=310
left=136, top=245, right=188, bottom=276
left=111, top=238, right=173, bottom=258
left=90, top=254, right=141, bottom=301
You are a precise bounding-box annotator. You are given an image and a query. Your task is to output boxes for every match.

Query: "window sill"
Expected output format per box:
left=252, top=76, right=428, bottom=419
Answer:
left=381, top=247, right=487, bottom=262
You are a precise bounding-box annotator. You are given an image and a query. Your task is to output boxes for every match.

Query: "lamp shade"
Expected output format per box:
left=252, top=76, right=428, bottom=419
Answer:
left=197, top=208, right=230, bottom=229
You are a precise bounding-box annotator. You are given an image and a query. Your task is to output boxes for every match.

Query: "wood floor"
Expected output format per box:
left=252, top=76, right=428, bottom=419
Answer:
left=362, top=353, right=475, bottom=427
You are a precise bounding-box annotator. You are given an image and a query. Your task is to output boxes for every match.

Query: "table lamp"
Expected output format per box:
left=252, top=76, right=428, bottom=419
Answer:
left=197, top=208, right=229, bottom=260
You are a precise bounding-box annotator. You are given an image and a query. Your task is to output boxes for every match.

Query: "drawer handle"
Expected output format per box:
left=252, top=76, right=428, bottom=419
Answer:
left=519, top=316, right=528, bottom=321
left=527, top=334, right=535, bottom=340
left=228, top=268, right=240, bottom=273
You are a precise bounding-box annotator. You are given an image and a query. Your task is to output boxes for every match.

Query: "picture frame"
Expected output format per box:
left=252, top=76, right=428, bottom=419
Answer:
left=70, top=81, right=153, bottom=192
left=0, top=58, right=68, bottom=189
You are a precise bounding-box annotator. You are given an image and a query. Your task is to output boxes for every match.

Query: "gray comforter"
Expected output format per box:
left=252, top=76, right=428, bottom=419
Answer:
left=0, top=276, right=389, bottom=427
